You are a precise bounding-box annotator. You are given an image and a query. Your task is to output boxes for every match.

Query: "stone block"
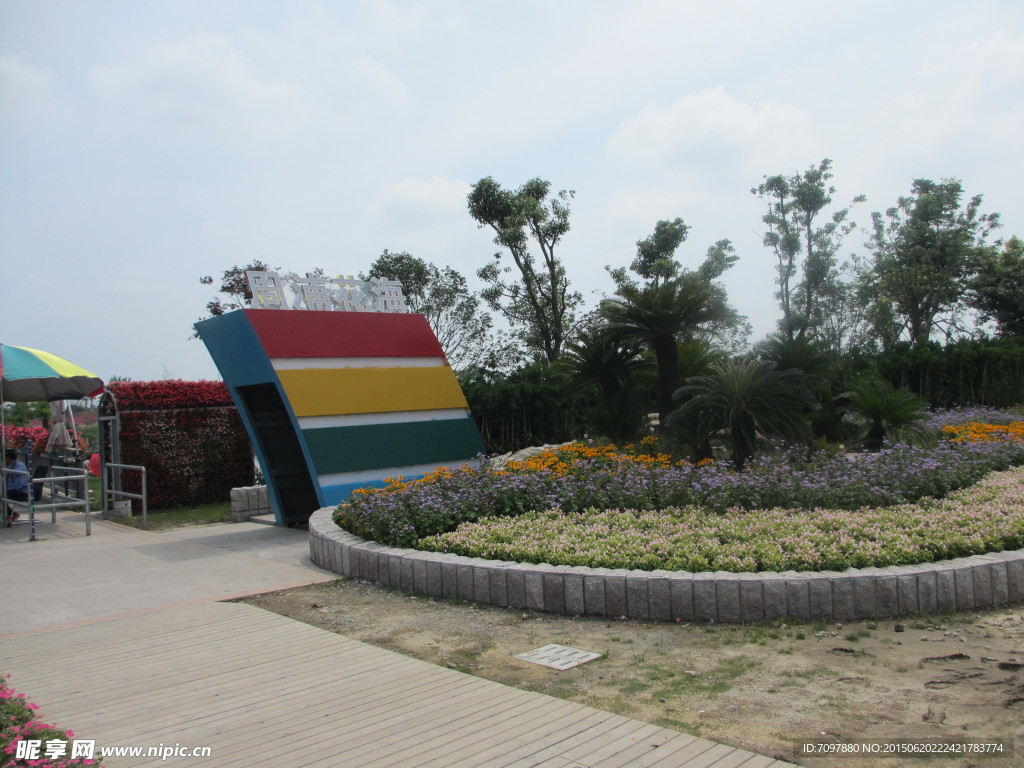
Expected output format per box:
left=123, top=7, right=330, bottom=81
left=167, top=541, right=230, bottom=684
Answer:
left=564, top=572, right=585, bottom=616
left=1006, top=557, right=1024, bottom=603
left=991, top=563, right=1009, bottom=606
left=399, top=556, right=414, bottom=592
left=875, top=575, right=898, bottom=617
left=648, top=572, right=671, bottom=621
left=543, top=571, right=566, bottom=614
left=525, top=569, right=546, bottom=611
left=736, top=574, right=763, bottom=623
left=339, top=541, right=352, bottom=577
left=583, top=569, right=609, bottom=616
left=954, top=568, right=975, bottom=610
left=473, top=565, right=492, bottom=604
left=490, top=565, right=509, bottom=608
left=917, top=569, right=937, bottom=615
left=605, top=570, right=629, bottom=617
left=354, top=547, right=368, bottom=580
left=807, top=574, right=833, bottom=620
left=935, top=568, right=956, bottom=613
left=897, top=571, right=919, bottom=615
left=783, top=573, right=809, bottom=621
left=972, top=563, right=994, bottom=608
left=457, top=562, right=476, bottom=602
left=626, top=572, right=650, bottom=620
left=715, top=573, right=741, bottom=624
left=426, top=560, right=443, bottom=597
left=760, top=574, right=787, bottom=621
left=440, top=558, right=459, bottom=599
left=409, top=556, right=426, bottom=594
left=506, top=566, right=527, bottom=610
left=851, top=573, right=876, bottom=622
left=669, top=573, right=694, bottom=622
left=693, top=573, right=717, bottom=622
left=832, top=576, right=856, bottom=621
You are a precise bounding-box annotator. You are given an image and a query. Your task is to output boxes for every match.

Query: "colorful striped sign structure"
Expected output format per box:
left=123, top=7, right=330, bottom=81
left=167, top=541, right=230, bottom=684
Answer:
left=195, top=309, right=485, bottom=526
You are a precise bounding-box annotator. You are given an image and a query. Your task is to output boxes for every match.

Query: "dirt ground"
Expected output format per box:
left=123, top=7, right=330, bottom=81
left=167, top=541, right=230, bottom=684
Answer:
left=241, top=579, right=1024, bottom=768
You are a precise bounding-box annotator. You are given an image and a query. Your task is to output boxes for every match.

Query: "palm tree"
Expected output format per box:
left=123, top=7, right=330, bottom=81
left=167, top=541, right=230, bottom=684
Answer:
left=843, top=377, right=928, bottom=450
left=556, top=327, right=652, bottom=442
left=600, top=274, right=733, bottom=430
left=669, top=359, right=813, bottom=468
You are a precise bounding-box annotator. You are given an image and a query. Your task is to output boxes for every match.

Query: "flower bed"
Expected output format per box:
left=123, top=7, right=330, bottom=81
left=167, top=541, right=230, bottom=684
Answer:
left=417, top=466, right=1024, bottom=572
left=335, top=434, right=1024, bottom=550
left=1, top=675, right=100, bottom=766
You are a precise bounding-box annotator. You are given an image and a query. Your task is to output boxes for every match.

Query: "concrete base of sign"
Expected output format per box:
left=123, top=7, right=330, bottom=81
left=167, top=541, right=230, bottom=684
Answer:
left=308, top=508, right=1024, bottom=623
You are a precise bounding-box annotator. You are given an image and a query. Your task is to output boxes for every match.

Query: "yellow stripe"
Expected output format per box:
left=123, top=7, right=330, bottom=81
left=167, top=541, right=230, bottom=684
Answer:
left=278, top=367, right=469, bottom=417
left=16, top=347, right=98, bottom=378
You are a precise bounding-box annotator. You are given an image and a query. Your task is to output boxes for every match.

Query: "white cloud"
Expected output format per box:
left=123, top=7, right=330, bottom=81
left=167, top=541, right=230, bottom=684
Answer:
left=607, top=87, right=811, bottom=165
left=89, top=32, right=318, bottom=143
left=346, top=56, right=412, bottom=109
left=0, top=54, right=60, bottom=124
left=377, top=176, right=471, bottom=230
left=363, top=0, right=427, bottom=29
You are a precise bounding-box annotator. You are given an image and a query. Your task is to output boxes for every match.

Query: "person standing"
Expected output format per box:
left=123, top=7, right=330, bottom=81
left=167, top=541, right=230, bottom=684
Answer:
left=4, top=448, right=28, bottom=525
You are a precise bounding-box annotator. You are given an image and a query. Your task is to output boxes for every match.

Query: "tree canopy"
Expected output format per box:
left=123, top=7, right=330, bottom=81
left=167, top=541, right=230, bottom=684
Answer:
left=467, top=176, right=582, bottom=363
left=861, top=178, right=1000, bottom=347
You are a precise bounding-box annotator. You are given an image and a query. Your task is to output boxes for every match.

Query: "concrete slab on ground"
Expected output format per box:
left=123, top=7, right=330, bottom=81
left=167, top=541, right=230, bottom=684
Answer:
left=0, top=511, right=335, bottom=636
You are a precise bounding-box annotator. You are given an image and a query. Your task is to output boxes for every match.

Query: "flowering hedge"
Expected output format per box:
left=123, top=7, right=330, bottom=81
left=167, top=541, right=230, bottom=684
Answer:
left=0, top=425, right=89, bottom=456
left=109, top=380, right=234, bottom=411
left=109, top=381, right=253, bottom=509
left=2, top=675, right=100, bottom=766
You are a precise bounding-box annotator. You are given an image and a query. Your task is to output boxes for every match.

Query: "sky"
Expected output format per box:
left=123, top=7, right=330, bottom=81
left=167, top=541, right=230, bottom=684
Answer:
left=2, top=0, right=1022, bottom=383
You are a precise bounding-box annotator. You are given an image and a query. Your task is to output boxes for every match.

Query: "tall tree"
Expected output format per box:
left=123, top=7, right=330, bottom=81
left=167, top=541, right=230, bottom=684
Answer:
left=467, top=177, right=582, bottom=363
left=602, top=221, right=741, bottom=429
left=969, top=236, right=1024, bottom=337
left=752, top=159, right=864, bottom=343
left=861, top=179, right=1000, bottom=347
left=364, top=251, right=497, bottom=370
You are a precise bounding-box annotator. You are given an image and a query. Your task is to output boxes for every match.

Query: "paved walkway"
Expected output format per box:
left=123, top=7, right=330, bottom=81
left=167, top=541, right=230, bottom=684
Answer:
left=0, top=511, right=792, bottom=767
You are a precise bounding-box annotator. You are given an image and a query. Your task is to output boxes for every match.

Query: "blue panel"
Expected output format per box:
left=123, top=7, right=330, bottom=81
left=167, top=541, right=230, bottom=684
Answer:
left=194, top=311, right=278, bottom=386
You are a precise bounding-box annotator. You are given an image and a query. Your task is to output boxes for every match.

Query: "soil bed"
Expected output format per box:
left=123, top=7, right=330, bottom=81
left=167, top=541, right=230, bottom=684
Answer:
left=242, top=578, right=1023, bottom=768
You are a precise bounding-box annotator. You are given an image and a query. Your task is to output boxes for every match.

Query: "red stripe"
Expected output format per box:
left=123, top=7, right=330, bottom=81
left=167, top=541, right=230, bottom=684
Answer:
left=244, top=310, right=446, bottom=359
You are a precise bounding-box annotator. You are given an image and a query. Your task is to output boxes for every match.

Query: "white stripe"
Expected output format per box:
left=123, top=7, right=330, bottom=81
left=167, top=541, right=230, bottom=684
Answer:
left=298, top=409, right=469, bottom=430
left=319, top=459, right=482, bottom=489
left=271, top=357, right=445, bottom=370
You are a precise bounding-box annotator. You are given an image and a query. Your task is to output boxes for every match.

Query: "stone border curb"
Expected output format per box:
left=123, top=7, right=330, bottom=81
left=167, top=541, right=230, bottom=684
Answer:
left=308, top=508, right=1024, bottom=623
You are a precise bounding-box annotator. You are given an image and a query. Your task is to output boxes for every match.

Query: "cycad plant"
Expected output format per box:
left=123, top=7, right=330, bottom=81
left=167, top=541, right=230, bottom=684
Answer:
left=843, top=377, right=928, bottom=450
left=556, top=327, right=652, bottom=442
left=601, top=274, right=733, bottom=429
left=669, top=358, right=813, bottom=469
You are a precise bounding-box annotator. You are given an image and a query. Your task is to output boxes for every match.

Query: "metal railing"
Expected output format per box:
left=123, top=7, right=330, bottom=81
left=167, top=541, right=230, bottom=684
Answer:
left=2, top=466, right=92, bottom=541
left=101, top=462, right=148, bottom=527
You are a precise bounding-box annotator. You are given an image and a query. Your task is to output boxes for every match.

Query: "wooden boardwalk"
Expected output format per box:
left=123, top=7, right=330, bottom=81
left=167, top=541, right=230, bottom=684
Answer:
left=1, top=602, right=792, bottom=767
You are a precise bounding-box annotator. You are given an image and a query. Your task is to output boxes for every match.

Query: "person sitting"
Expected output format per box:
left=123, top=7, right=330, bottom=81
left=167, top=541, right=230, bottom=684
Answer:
left=4, top=449, right=29, bottom=526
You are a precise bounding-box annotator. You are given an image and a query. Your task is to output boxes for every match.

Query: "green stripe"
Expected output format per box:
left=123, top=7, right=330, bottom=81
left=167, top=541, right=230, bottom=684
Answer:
left=303, top=418, right=484, bottom=475
left=3, top=346, right=60, bottom=379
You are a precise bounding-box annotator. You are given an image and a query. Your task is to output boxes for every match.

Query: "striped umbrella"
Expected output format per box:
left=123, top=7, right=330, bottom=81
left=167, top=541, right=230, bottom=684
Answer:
left=1, top=345, right=104, bottom=450
left=0, top=345, right=104, bottom=403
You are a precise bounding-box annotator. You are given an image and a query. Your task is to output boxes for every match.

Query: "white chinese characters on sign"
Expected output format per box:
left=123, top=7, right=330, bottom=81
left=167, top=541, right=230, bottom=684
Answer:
left=245, top=271, right=410, bottom=313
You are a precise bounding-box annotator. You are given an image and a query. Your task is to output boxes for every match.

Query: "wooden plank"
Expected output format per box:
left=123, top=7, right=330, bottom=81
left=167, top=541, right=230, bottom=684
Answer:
left=1, top=602, right=791, bottom=768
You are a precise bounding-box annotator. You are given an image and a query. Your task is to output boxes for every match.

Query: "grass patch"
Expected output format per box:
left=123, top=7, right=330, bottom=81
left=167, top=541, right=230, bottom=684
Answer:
left=116, top=501, right=231, bottom=530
